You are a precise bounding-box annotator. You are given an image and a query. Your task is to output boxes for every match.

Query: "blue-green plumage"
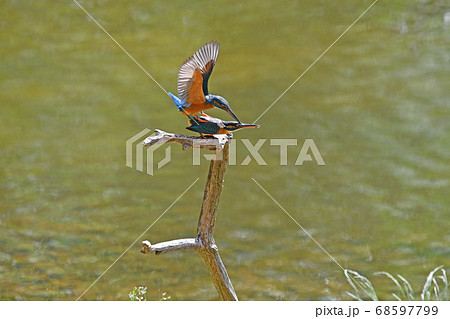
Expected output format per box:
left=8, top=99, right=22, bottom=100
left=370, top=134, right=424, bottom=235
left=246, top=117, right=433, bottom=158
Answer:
left=186, top=114, right=259, bottom=135
left=186, top=122, right=220, bottom=135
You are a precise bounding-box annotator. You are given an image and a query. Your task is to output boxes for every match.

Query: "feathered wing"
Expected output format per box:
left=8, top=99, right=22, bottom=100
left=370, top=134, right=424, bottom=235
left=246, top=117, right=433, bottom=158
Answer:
left=186, top=115, right=225, bottom=134
left=194, top=41, right=219, bottom=96
left=186, top=122, right=220, bottom=135
left=177, top=41, right=220, bottom=106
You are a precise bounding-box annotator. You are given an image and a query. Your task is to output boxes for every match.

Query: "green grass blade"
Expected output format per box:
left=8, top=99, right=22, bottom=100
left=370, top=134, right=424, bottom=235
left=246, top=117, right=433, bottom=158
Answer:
left=344, top=269, right=378, bottom=301
left=421, top=265, right=444, bottom=301
left=375, top=271, right=406, bottom=300
left=433, top=278, right=439, bottom=300
left=397, top=274, right=415, bottom=301
left=346, top=291, right=362, bottom=301
left=392, top=293, right=402, bottom=301
left=436, top=269, right=448, bottom=300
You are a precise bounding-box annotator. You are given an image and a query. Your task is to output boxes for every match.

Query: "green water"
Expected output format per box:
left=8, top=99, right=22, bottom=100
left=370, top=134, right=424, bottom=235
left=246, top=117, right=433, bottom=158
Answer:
left=1, top=0, right=449, bottom=300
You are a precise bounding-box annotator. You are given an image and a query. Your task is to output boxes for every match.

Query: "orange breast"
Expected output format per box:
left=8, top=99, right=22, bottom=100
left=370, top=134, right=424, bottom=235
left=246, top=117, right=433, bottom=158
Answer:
left=218, top=128, right=230, bottom=134
left=183, top=103, right=213, bottom=115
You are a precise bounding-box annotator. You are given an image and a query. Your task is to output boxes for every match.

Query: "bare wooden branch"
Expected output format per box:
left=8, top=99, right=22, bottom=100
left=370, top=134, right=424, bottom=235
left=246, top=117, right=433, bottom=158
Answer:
left=141, top=239, right=200, bottom=255
left=142, top=129, right=231, bottom=150
left=197, top=143, right=228, bottom=243
left=141, top=130, right=238, bottom=301
left=196, top=141, right=237, bottom=300
left=197, top=245, right=237, bottom=301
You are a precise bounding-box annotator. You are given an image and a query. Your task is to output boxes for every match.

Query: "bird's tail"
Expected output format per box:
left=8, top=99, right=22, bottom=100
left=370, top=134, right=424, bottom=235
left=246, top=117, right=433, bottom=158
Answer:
left=185, top=113, right=201, bottom=126
left=168, top=92, right=184, bottom=109
left=185, top=126, right=197, bottom=132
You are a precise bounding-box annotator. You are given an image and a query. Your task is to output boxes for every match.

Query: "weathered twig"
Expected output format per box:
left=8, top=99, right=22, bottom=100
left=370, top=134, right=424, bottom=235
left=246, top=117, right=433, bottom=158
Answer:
left=141, top=129, right=238, bottom=301
left=142, top=129, right=231, bottom=150
left=141, top=239, right=200, bottom=255
left=195, top=140, right=237, bottom=300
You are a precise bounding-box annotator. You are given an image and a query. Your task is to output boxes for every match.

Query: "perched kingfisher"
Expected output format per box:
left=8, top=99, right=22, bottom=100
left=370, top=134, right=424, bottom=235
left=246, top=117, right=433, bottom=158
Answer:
left=168, top=41, right=241, bottom=123
left=186, top=114, right=259, bottom=136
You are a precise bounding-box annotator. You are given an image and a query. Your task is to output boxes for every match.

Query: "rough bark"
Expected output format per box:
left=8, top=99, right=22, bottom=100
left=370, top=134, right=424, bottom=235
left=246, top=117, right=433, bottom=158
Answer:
left=141, top=130, right=237, bottom=301
left=142, top=129, right=230, bottom=150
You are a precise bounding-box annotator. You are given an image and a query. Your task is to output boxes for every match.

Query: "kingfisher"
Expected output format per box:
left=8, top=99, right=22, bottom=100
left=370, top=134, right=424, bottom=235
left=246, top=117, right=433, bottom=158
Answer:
left=168, top=41, right=241, bottom=123
left=186, top=114, right=259, bottom=137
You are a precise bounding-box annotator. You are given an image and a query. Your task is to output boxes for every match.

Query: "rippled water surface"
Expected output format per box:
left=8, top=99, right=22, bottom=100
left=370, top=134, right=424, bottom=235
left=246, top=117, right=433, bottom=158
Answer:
left=1, top=0, right=449, bottom=300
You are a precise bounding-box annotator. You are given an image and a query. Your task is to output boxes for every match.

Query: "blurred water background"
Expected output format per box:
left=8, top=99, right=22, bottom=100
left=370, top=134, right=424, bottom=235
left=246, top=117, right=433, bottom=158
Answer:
left=0, top=0, right=449, bottom=300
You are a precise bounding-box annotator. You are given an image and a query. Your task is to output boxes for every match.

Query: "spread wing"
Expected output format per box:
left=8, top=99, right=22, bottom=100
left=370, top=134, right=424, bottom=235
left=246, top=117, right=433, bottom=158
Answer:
left=177, top=41, right=220, bottom=106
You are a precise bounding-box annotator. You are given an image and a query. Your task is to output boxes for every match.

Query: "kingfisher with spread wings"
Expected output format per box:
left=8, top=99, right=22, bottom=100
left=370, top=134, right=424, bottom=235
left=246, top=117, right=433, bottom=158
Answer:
left=168, top=41, right=241, bottom=123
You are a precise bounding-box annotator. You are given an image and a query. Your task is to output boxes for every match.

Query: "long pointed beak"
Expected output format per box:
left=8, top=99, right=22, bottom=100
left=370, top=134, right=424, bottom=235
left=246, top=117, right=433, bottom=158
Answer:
left=225, top=106, right=241, bottom=123
left=240, top=124, right=260, bottom=129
